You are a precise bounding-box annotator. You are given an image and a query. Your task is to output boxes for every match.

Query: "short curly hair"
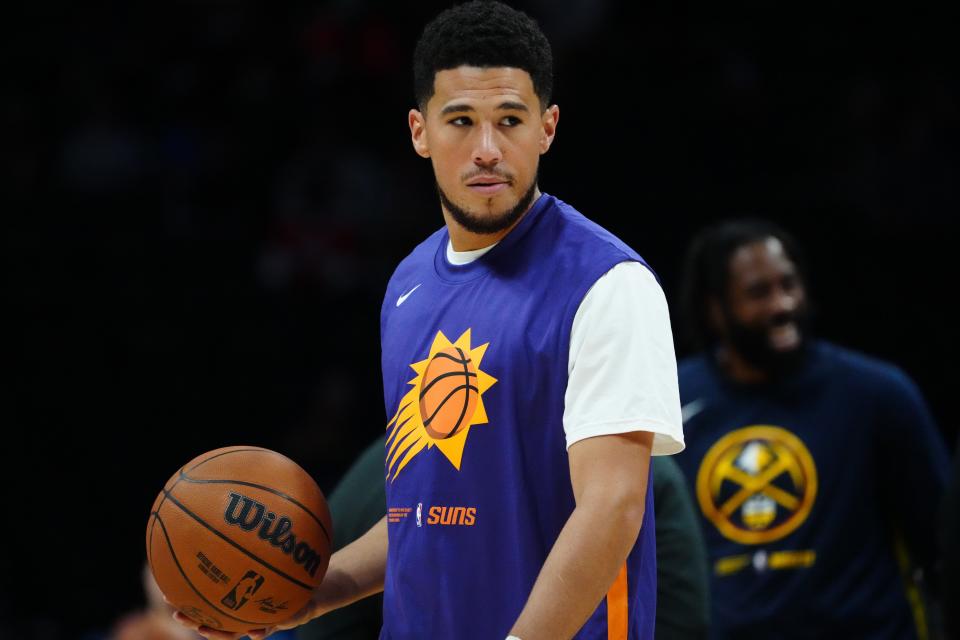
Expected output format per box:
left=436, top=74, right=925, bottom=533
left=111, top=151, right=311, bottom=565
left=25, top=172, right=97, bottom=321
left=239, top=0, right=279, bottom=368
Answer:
left=413, top=1, right=553, bottom=111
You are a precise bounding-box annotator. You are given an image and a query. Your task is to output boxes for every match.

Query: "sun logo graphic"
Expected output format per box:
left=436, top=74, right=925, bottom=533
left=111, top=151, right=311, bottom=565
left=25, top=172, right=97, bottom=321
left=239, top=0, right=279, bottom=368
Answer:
left=386, top=329, right=498, bottom=482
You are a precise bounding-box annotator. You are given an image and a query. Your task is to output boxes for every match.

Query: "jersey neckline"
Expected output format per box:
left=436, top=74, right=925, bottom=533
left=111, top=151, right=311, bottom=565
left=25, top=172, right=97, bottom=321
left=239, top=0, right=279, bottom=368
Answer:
left=433, top=192, right=553, bottom=283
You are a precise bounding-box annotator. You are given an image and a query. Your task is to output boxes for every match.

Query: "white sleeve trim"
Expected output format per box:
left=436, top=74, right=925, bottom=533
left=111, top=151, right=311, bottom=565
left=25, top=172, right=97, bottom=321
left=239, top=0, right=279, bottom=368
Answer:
left=563, top=261, right=685, bottom=455
left=565, top=417, right=687, bottom=455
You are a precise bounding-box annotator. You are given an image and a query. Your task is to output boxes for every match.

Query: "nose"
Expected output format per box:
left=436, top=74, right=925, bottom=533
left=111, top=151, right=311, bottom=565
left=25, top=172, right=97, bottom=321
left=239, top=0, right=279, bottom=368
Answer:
left=472, top=122, right=503, bottom=167
left=770, top=286, right=800, bottom=315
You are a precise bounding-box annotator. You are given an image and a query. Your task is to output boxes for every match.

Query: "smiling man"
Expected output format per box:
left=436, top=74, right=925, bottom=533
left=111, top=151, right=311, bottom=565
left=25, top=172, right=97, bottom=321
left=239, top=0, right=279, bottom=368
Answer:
left=674, top=219, right=950, bottom=639
left=174, top=3, right=683, bottom=639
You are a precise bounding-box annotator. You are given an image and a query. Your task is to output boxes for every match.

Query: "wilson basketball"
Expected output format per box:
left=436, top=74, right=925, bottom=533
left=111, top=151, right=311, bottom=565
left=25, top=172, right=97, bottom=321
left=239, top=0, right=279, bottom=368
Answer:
left=146, top=446, right=332, bottom=633
left=419, top=346, right=479, bottom=439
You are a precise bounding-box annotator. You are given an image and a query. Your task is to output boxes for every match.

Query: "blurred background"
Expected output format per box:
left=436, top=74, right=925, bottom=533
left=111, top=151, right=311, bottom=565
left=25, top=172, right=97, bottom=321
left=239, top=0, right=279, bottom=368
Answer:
left=4, top=2, right=958, bottom=638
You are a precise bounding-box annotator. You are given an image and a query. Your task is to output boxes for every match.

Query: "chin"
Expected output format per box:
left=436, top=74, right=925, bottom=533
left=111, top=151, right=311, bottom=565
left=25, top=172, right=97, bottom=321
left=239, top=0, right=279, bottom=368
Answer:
left=769, top=341, right=802, bottom=355
left=467, top=190, right=513, bottom=207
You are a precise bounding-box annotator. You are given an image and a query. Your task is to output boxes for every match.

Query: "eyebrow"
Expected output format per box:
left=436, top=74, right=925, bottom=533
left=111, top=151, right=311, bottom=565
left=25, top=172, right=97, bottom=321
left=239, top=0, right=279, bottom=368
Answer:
left=439, top=101, right=531, bottom=116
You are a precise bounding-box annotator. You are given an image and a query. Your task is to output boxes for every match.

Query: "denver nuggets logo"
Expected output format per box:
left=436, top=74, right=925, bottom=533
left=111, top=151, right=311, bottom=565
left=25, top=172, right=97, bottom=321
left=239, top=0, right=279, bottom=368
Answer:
left=386, top=329, right=497, bottom=481
left=696, top=426, right=817, bottom=545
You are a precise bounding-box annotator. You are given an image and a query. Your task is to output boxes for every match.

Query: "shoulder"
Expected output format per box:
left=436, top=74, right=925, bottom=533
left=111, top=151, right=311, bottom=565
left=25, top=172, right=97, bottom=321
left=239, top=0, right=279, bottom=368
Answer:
left=380, top=226, right=445, bottom=321
left=582, top=261, right=662, bottom=308
left=535, top=195, right=662, bottom=312
left=677, top=353, right=716, bottom=392
left=390, top=226, right=445, bottom=277
left=814, top=340, right=919, bottom=396
left=546, top=195, right=648, bottom=268
left=384, top=227, right=444, bottom=290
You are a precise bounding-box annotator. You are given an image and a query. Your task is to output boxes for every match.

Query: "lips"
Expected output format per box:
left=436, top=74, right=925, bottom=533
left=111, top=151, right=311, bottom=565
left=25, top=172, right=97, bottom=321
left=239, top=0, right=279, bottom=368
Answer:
left=466, top=175, right=508, bottom=185
left=466, top=177, right=509, bottom=195
left=769, top=323, right=800, bottom=350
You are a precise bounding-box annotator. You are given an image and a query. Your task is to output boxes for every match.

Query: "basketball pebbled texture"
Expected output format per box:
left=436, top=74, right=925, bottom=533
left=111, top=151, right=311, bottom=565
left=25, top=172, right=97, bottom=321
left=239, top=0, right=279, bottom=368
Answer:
left=146, top=446, right=332, bottom=632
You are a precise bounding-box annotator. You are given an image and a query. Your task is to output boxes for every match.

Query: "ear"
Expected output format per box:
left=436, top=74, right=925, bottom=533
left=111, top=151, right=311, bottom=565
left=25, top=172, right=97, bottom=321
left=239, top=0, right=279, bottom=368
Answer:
left=539, top=104, right=559, bottom=154
left=409, top=108, right=430, bottom=158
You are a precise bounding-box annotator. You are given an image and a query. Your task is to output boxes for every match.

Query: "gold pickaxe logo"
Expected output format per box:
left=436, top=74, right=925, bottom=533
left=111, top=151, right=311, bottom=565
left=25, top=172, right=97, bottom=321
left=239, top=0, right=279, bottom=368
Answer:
left=696, top=425, right=817, bottom=545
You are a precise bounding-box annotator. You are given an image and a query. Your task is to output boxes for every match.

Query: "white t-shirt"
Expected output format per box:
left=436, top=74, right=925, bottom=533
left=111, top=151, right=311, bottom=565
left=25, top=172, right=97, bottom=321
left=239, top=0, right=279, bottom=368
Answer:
left=447, top=241, right=684, bottom=456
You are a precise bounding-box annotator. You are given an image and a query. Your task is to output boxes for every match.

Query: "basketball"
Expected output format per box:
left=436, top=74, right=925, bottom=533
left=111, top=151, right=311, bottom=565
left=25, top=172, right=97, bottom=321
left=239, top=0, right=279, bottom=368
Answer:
left=146, top=446, right=332, bottom=633
left=419, top=346, right=479, bottom=439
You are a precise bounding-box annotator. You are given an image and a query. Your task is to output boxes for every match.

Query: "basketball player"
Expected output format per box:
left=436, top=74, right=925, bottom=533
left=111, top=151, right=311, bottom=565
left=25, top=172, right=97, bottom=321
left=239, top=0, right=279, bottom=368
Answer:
left=673, top=219, right=950, bottom=638
left=174, top=2, right=683, bottom=638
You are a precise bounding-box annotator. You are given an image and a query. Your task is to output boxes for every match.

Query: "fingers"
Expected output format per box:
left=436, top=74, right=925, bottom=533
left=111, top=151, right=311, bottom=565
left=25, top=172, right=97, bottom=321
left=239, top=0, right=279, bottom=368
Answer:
left=171, top=611, right=257, bottom=639
left=195, top=626, right=246, bottom=639
left=247, top=627, right=277, bottom=639
left=172, top=611, right=200, bottom=631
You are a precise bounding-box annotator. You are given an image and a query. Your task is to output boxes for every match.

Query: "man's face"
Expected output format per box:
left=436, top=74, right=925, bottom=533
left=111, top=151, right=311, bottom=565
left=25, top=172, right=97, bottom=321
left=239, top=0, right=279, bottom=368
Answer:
left=715, top=237, right=809, bottom=373
left=408, top=66, right=558, bottom=235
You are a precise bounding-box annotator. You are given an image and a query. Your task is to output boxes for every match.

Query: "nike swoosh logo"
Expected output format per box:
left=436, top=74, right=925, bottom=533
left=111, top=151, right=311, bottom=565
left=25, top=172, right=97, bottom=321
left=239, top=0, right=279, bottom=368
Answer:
left=681, top=399, right=706, bottom=424
left=396, top=284, right=422, bottom=307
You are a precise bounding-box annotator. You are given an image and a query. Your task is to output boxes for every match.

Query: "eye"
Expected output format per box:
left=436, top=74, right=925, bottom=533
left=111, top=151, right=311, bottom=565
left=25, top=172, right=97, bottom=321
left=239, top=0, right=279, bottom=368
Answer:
left=501, top=116, right=522, bottom=126
left=745, top=282, right=771, bottom=300
left=449, top=116, right=472, bottom=126
left=781, top=274, right=798, bottom=292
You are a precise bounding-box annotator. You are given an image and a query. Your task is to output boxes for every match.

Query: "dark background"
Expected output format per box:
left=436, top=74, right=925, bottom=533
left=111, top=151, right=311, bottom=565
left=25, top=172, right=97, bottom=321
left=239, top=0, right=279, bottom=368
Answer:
left=4, top=2, right=958, bottom=638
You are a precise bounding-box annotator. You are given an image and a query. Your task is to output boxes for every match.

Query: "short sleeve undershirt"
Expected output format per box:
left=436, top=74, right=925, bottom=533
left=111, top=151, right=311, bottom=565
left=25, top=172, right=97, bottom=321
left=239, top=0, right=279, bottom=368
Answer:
left=446, top=241, right=684, bottom=456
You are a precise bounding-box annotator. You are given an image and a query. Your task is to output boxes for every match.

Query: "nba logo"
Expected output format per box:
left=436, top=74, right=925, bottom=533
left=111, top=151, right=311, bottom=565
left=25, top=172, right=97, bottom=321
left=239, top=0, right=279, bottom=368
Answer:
left=220, top=570, right=265, bottom=611
left=416, top=503, right=423, bottom=528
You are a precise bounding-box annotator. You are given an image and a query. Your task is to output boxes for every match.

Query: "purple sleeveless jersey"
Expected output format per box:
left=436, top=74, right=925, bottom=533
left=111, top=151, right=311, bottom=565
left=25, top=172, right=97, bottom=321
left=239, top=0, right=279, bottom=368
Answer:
left=379, top=193, right=657, bottom=639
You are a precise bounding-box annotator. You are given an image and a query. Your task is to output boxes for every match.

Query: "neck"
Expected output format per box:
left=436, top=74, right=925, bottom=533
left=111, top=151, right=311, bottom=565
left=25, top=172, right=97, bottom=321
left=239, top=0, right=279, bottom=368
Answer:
left=714, top=344, right=771, bottom=385
left=444, top=187, right=541, bottom=251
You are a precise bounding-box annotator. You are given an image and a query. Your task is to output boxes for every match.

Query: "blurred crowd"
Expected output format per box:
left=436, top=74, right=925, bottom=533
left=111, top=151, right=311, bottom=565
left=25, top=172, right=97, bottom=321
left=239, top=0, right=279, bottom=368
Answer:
left=4, top=2, right=958, bottom=638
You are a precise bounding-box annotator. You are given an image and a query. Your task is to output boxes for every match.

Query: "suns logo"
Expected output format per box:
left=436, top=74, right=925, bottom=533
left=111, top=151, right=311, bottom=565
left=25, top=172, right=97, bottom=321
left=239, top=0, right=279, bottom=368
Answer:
left=696, top=425, right=817, bottom=545
left=386, top=329, right=497, bottom=481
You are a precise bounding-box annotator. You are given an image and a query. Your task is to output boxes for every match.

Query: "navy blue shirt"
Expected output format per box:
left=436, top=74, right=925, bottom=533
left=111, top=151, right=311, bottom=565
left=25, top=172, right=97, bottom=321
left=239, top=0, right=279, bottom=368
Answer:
left=676, top=341, right=949, bottom=639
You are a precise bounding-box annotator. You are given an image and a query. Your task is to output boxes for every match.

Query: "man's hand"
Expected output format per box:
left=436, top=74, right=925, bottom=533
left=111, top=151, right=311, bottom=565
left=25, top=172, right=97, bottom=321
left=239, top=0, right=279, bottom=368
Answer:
left=171, top=600, right=312, bottom=640
left=171, top=610, right=271, bottom=640
left=169, top=516, right=389, bottom=639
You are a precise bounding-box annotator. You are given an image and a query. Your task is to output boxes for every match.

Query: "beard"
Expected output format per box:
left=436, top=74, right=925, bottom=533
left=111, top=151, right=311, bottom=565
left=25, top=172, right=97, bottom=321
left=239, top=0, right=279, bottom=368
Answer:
left=723, top=306, right=811, bottom=378
left=436, top=172, right=539, bottom=235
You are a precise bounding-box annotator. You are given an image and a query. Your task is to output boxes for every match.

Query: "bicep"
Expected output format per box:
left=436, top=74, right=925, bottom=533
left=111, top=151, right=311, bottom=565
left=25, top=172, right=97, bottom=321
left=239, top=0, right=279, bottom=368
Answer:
left=568, top=431, right=654, bottom=506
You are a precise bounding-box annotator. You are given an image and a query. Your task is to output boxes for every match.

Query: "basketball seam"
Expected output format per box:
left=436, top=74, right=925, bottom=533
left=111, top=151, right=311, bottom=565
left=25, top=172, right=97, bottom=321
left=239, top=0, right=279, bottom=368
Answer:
left=418, top=369, right=478, bottom=400
left=455, top=347, right=471, bottom=437
left=152, top=511, right=272, bottom=627
left=148, top=511, right=157, bottom=570
left=163, top=449, right=273, bottom=515
left=186, top=448, right=273, bottom=475
left=422, top=383, right=479, bottom=428
left=163, top=489, right=317, bottom=592
left=431, top=352, right=472, bottom=365
left=178, top=472, right=331, bottom=543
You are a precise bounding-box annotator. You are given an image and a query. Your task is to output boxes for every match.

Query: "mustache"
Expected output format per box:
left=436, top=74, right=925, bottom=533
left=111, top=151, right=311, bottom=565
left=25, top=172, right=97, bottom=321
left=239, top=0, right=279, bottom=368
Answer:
left=768, top=312, right=795, bottom=328
left=462, top=168, right=514, bottom=183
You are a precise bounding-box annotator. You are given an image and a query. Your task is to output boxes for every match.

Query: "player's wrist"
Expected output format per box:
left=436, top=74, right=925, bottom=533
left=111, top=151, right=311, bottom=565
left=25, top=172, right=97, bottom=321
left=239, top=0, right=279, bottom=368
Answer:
left=306, top=562, right=362, bottom=620
left=306, top=576, right=341, bottom=619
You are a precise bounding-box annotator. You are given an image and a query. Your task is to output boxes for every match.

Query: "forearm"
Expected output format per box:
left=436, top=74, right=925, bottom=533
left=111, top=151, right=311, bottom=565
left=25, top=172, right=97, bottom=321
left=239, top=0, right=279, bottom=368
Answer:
left=510, top=496, right=644, bottom=640
left=305, top=515, right=388, bottom=620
